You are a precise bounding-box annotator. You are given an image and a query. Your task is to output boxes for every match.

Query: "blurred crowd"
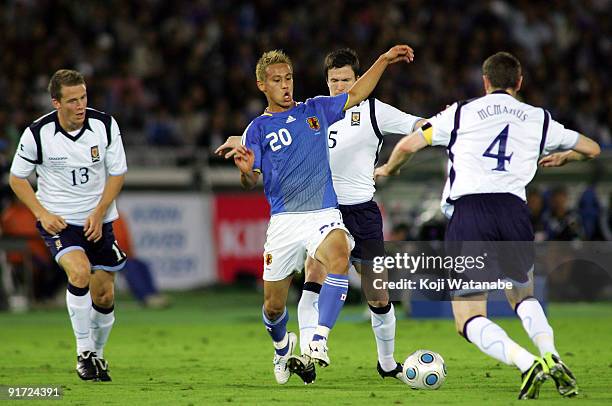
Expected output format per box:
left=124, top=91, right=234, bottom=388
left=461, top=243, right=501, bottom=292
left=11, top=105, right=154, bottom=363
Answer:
left=390, top=184, right=612, bottom=242
left=0, top=0, right=610, bottom=159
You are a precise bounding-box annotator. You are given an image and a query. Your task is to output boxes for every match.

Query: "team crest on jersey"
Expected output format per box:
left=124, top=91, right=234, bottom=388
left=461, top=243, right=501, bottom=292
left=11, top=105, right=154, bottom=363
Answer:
left=351, top=112, right=361, bottom=126
left=90, top=145, right=100, bottom=162
left=307, top=116, right=320, bottom=131
left=265, top=253, right=273, bottom=266
left=55, top=239, right=63, bottom=250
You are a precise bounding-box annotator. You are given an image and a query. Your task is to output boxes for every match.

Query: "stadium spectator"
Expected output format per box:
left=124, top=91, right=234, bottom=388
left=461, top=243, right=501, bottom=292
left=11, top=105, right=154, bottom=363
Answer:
left=0, top=1, right=609, bottom=160
left=545, top=186, right=583, bottom=241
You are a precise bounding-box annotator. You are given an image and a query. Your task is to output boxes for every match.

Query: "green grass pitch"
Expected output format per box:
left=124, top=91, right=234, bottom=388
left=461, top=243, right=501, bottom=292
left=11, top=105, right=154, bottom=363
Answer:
left=1, top=290, right=611, bottom=405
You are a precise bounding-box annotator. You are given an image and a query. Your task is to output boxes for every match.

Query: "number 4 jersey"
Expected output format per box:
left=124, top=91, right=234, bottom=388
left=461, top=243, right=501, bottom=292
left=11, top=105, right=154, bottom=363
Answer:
left=242, top=93, right=349, bottom=215
left=10, top=108, right=128, bottom=226
left=424, top=90, right=580, bottom=218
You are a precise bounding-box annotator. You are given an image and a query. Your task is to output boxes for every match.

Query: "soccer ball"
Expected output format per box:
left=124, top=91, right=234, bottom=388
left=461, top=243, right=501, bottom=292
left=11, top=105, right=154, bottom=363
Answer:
left=402, top=350, right=447, bottom=390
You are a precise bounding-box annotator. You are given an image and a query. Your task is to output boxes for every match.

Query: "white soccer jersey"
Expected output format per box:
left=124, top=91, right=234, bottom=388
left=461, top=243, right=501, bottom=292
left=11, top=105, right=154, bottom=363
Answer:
left=425, top=91, right=580, bottom=218
left=329, top=98, right=422, bottom=205
left=10, top=108, right=128, bottom=226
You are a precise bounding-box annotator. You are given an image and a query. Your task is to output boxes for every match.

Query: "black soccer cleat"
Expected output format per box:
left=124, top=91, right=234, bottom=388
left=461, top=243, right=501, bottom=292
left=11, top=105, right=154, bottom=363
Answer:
left=518, top=358, right=549, bottom=400
left=377, top=362, right=409, bottom=384
left=76, top=351, right=98, bottom=380
left=287, top=355, right=316, bottom=385
left=93, top=356, right=112, bottom=382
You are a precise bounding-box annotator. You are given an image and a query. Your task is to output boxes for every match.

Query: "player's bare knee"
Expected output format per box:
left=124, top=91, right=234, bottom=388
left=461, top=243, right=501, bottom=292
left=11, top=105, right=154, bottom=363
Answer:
left=368, top=300, right=389, bottom=308
left=68, top=269, right=91, bottom=288
left=329, top=255, right=349, bottom=275
left=93, top=291, right=114, bottom=308
left=263, top=300, right=285, bottom=320
left=305, top=259, right=327, bottom=284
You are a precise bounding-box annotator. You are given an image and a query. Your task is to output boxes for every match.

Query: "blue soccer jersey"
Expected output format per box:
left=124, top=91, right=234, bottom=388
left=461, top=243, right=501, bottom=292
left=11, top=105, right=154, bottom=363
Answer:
left=242, top=93, right=349, bottom=215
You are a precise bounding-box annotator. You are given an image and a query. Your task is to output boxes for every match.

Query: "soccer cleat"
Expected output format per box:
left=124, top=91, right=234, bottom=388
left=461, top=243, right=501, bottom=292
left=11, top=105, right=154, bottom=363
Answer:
left=93, top=356, right=112, bottom=382
left=307, top=339, right=330, bottom=368
left=272, top=332, right=297, bottom=384
left=518, top=358, right=549, bottom=400
left=76, top=351, right=98, bottom=380
left=287, top=355, right=316, bottom=385
left=543, top=353, right=578, bottom=397
left=377, top=362, right=409, bottom=384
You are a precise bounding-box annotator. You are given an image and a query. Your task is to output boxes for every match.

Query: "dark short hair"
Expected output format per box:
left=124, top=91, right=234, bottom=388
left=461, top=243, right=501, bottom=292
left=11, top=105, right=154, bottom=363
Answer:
left=324, top=48, right=360, bottom=78
left=482, top=52, right=521, bottom=89
left=48, top=69, right=85, bottom=100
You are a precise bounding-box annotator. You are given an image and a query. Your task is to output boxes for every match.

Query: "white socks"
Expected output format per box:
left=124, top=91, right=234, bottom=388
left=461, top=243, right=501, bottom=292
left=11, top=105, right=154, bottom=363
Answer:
left=516, top=298, right=558, bottom=356
left=465, top=316, right=536, bottom=373
left=370, top=303, right=397, bottom=372
left=298, top=288, right=320, bottom=354
left=66, top=287, right=93, bottom=355
left=90, top=304, right=115, bottom=358
left=67, top=284, right=115, bottom=357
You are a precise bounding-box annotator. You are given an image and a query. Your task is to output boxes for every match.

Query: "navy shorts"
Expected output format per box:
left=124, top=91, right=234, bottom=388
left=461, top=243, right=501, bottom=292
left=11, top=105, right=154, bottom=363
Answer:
left=37, top=222, right=127, bottom=272
left=339, top=200, right=384, bottom=261
left=445, top=193, right=534, bottom=290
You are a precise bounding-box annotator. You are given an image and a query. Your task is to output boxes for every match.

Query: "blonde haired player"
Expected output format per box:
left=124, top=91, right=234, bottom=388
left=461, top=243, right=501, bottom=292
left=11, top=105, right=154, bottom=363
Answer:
left=217, top=45, right=415, bottom=384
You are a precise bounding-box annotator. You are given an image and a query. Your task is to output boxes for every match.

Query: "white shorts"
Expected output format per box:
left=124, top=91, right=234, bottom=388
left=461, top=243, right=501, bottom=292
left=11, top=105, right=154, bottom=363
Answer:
left=262, top=208, right=355, bottom=282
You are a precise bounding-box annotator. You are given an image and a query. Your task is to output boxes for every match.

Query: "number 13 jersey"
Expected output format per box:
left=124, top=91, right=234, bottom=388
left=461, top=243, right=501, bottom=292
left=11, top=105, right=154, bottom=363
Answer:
left=10, top=108, right=128, bottom=226
left=424, top=91, right=580, bottom=218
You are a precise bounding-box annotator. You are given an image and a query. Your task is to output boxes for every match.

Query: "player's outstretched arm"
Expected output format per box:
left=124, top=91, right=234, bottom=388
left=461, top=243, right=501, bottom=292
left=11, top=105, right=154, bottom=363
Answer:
left=215, top=136, right=247, bottom=159
left=539, top=134, right=601, bottom=167
left=374, top=124, right=429, bottom=181
left=345, top=45, right=414, bottom=111
left=9, top=174, right=67, bottom=234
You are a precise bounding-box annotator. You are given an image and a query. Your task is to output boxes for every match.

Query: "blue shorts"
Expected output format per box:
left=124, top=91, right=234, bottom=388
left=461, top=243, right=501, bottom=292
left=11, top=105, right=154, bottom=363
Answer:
left=37, top=222, right=127, bottom=272
left=445, top=193, right=534, bottom=291
left=339, top=200, right=384, bottom=261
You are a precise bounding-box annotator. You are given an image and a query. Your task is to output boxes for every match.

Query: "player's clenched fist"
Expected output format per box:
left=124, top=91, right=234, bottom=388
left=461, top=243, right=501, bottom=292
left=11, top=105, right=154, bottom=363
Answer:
left=382, top=45, right=414, bottom=64
left=39, top=211, right=67, bottom=235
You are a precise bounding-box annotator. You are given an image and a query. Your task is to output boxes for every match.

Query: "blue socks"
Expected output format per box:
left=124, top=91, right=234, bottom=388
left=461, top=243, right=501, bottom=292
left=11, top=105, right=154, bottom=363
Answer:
left=262, top=306, right=290, bottom=355
left=312, top=274, right=348, bottom=341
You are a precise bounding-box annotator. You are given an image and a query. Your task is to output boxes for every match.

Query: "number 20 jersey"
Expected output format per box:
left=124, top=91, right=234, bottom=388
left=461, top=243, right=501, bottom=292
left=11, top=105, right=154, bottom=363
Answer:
left=10, top=108, right=128, bottom=226
left=242, top=93, right=348, bottom=215
left=425, top=91, right=580, bottom=218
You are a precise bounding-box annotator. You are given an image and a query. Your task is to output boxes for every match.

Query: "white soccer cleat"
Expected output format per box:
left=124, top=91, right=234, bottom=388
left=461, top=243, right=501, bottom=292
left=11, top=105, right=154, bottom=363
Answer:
left=308, top=339, right=330, bottom=368
left=273, top=332, right=297, bottom=384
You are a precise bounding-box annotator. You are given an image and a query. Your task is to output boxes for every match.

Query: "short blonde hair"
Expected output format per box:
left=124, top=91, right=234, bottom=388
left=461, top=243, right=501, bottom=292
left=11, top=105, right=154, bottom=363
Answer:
left=255, top=50, right=292, bottom=82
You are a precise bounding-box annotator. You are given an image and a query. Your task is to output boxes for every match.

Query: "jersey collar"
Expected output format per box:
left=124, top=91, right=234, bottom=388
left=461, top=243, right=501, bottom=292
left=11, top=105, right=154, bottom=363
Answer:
left=491, top=90, right=511, bottom=95
left=263, top=102, right=300, bottom=117
left=54, top=110, right=92, bottom=142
